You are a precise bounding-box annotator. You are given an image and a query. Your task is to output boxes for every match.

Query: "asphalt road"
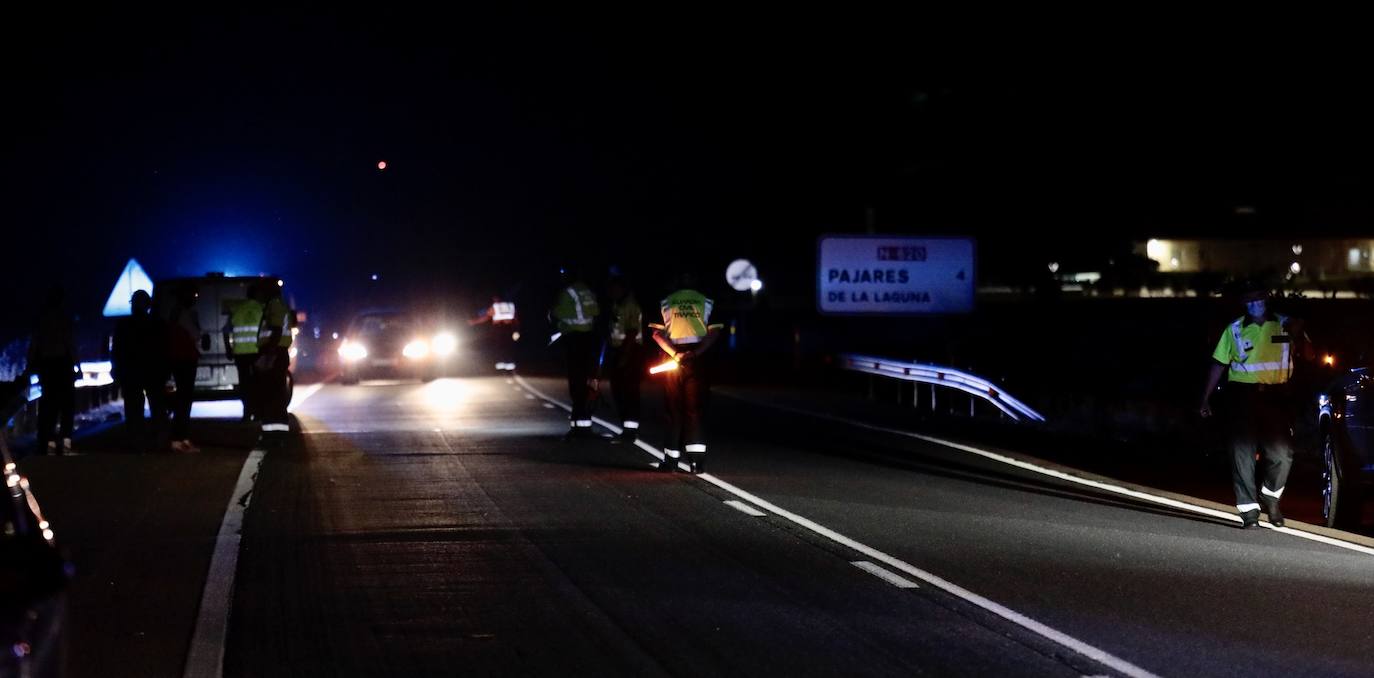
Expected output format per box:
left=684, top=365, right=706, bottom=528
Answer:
left=202, top=374, right=1374, bottom=677
left=20, top=372, right=1374, bottom=677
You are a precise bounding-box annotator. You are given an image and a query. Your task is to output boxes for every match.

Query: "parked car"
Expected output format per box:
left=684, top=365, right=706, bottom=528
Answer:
left=1317, top=367, right=1373, bottom=528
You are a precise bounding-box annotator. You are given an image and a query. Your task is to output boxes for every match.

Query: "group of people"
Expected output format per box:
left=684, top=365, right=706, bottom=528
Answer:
left=546, top=267, right=722, bottom=474
left=222, top=280, right=295, bottom=444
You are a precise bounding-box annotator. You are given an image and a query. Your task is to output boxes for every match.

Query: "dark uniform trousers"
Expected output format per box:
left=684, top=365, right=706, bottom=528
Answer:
left=664, top=358, right=707, bottom=457
left=1227, top=383, right=1295, bottom=509
left=256, top=347, right=291, bottom=430
left=234, top=355, right=258, bottom=419
left=563, top=331, right=599, bottom=424
left=607, top=344, right=642, bottom=427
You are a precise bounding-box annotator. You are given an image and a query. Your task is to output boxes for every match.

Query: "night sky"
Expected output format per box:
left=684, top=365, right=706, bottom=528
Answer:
left=5, top=9, right=1372, bottom=331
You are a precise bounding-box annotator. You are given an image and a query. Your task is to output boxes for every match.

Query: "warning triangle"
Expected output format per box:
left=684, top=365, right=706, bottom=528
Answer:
left=102, top=258, right=155, bottom=317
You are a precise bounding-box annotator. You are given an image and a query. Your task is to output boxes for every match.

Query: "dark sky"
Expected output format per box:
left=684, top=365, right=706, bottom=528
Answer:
left=4, top=9, right=1373, bottom=326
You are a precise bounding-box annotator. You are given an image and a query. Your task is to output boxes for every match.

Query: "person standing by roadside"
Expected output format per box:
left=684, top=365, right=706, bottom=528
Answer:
left=28, top=285, right=77, bottom=455
left=167, top=284, right=202, bottom=453
left=113, top=290, right=168, bottom=452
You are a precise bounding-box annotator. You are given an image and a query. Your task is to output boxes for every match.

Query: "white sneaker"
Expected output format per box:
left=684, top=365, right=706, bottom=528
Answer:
left=182, top=440, right=201, bottom=453
left=170, top=440, right=189, bottom=453
left=62, top=438, right=73, bottom=454
left=46, top=441, right=57, bottom=455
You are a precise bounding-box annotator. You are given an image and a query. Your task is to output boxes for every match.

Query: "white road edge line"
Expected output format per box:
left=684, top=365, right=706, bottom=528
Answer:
left=183, top=381, right=323, bottom=678
left=852, top=560, right=919, bottom=589
left=512, top=375, right=1161, bottom=678
left=290, top=383, right=325, bottom=410
left=182, top=449, right=265, bottom=678
left=723, top=393, right=1374, bottom=557
left=724, top=499, right=768, bottom=517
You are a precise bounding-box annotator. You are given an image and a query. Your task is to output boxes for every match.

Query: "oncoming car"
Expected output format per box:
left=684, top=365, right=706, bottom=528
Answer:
left=338, top=310, right=459, bottom=384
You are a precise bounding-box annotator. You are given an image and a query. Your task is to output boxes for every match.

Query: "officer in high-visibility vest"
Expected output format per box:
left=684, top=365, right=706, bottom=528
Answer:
left=224, top=285, right=266, bottom=422
left=1200, top=282, right=1312, bottom=528
left=550, top=266, right=600, bottom=439
left=605, top=272, right=643, bottom=443
left=652, top=272, right=723, bottom=473
left=257, top=283, right=294, bottom=441
left=469, top=294, right=520, bottom=371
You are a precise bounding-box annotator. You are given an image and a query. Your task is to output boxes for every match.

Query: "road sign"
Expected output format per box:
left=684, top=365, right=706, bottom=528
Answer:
left=725, top=259, right=758, bottom=292
left=817, top=236, right=975, bottom=315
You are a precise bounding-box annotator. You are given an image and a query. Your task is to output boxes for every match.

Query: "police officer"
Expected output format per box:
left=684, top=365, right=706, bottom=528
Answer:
left=257, top=282, right=294, bottom=443
left=549, top=266, right=599, bottom=439
left=652, top=272, right=723, bottom=473
left=1200, top=283, right=1311, bottom=528
left=469, top=294, right=520, bottom=371
left=224, top=284, right=265, bottom=422
left=605, top=271, right=643, bottom=443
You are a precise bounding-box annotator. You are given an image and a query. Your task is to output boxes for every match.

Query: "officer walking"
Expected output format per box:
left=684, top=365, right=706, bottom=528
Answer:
left=257, top=283, right=294, bottom=443
left=549, top=266, right=599, bottom=439
left=1200, top=283, right=1311, bottom=528
left=605, top=271, right=643, bottom=443
left=652, top=272, right=723, bottom=473
left=224, top=284, right=265, bottom=422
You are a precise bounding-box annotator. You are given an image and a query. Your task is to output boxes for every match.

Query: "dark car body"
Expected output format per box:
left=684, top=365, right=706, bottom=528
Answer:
left=1317, top=367, right=1374, bottom=527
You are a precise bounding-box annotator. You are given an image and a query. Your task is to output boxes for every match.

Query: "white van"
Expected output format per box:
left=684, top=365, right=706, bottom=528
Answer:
left=153, top=273, right=292, bottom=402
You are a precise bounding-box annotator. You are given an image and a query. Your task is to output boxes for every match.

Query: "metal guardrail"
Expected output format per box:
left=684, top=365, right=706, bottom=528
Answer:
left=6, top=362, right=121, bottom=438
left=838, top=354, right=1046, bottom=423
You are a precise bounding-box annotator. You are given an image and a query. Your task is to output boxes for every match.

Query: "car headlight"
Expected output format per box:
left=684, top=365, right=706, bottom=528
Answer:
left=403, top=339, right=431, bottom=360
left=432, top=332, right=458, bottom=356
left=338, top=340, right=368, bottom=362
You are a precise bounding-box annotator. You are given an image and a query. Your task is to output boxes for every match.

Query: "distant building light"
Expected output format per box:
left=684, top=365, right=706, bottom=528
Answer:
left=277, top=279, right=284, bottom=287
left=331, top=332, right=340, bottom=340
left=1292, top=244, right=1303, bottom=256
left=1047, top=262, right=1059, bottom=273
left=1146, top=239, right=1167, bottom=263
left=1235, top=206, right=1257, bottom=215
left=1350, top=248, right=1363, bottom=269
left=1170, top=257, right=1180, bottom=269
left=1070, top=272, right=1101, bottom=284
left=378, top=161, right=387, bottom=170
left=1290, top=261, right=1302, bottom=275
left=371, top=274, right=379, bottom=281
left=750, top=279, right=763, bottom=292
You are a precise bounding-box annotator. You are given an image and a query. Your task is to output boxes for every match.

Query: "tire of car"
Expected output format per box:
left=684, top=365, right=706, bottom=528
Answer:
left=1322, top=429, right=1362, bottom=529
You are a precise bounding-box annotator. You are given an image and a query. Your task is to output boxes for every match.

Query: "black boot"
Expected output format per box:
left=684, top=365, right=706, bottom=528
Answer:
left=1261, top=498, right=1285, bottom=528
left=688, top=455, right=706, bottom=475
left=1240, top=509, right=1261, bottom=529
left=657, top=453, right=680, bottom=472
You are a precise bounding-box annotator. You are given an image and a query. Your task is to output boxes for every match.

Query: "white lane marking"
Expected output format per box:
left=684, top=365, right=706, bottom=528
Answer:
left=726, top=394, right=1374, bottom=558
left=724, top=499, right=767, bottom=517
left=542, top=403, right=555, bottom=409
left=289, top=383, right=324, bottom=410
left=183, top=449, right=266, bottom=678
left=524, top=394, right=536, bottom=400
left=511, top=376, right=1160, bottom=678
left=852, top=561, right=919, bottom=589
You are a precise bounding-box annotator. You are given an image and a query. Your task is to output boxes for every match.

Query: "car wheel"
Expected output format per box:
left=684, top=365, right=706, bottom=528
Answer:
left=1323, top=430, right=1360, bottom=529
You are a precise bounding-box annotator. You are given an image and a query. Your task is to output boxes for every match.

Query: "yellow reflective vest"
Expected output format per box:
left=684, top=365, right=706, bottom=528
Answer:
left=1212, top=315, right=1293, bottom=385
